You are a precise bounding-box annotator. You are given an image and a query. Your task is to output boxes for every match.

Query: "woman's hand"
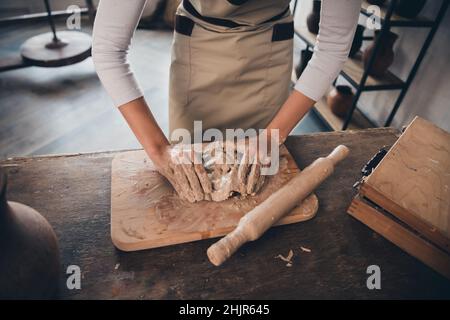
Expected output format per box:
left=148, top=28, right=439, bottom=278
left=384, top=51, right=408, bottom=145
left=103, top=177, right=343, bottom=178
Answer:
left=151, top=144, right=212, bottom=203
left=212, top=135, right=270, bottom=196
left=118, top=98, right=211, bottom=202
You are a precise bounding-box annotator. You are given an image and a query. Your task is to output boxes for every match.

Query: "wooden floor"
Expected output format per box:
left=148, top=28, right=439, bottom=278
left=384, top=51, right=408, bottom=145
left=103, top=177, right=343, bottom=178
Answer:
left=0, top=18, right=327, bottom=160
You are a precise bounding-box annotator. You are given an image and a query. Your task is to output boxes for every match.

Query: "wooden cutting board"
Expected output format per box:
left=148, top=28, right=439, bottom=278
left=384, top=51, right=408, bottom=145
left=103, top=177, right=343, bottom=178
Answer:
left=111, top=145, right=318, bottom=251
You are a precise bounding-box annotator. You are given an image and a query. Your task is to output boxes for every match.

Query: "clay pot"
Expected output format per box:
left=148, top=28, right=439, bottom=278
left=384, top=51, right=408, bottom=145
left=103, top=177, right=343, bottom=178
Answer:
left=0, top=168, right=60, bottom=299
left=306, top=0, right=321, bottom=34
left=367, top=0, right=386, bottom=5
left=394, top=0, right=426, bottom=18
left=363, top=30, right=398, bottom=77
left=349, top=25, right=365, bottom=58
left=295, top=48, right=313, bottom=79
left=327, top=86, right=354, bottom=118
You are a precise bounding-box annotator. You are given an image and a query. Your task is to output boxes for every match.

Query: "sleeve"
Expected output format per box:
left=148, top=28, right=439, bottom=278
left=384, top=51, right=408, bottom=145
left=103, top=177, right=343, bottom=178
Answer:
left=294, top=0, right=362, bottom=102
left=91, top=0, right=147, bottom=107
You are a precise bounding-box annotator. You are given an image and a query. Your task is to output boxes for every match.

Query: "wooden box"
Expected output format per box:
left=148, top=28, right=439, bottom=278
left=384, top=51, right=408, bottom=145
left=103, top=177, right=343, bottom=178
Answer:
left=348, top=116, right=450, bottom=279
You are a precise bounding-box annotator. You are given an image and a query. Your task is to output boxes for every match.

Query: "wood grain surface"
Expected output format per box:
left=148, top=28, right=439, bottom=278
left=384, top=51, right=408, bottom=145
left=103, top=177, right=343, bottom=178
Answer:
left=111, top=146, right=318, bottom=251
left=365, top=117, right=450, bottom=240
left=2, top=129, right=450, bottom=299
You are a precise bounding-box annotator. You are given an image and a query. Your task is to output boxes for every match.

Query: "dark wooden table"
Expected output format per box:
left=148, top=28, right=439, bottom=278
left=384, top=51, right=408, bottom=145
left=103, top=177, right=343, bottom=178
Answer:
left=2, top=128, right=450, bottom=299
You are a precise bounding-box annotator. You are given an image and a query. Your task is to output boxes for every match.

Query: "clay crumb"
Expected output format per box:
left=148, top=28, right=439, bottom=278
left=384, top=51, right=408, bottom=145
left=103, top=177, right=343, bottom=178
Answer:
left=286, top=249, right=294, bottom=261
left=275, top=249, right=294, bottom=267
left=114, top=263, right=120, bottom=270
left=300, top=246, right=311, bottom=253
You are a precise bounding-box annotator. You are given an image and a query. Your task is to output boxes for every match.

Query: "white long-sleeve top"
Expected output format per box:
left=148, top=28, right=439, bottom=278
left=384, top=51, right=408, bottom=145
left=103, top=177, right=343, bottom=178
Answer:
left=92, top=0, right=361, bottom=107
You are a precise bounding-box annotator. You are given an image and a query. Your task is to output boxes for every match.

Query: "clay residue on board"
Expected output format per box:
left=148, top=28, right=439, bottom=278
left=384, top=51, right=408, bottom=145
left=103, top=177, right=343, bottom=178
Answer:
left=115, top=155, right=174, bottom=209
left=155, top=194, right=241, bottom=233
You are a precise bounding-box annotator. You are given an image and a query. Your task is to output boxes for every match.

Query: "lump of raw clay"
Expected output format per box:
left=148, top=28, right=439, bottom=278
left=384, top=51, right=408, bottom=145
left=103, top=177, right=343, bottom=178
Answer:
left=202, top=142, right=266, bottom=202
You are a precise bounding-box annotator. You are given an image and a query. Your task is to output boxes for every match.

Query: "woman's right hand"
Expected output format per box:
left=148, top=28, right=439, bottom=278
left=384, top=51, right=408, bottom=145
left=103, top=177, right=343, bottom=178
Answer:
left=150, top=144, right=212, bottom=203
left=118, top=98, right=211, bottom=203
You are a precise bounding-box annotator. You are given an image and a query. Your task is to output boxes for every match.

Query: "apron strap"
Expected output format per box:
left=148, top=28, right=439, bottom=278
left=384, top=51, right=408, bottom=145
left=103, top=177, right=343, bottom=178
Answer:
left=272, top=22, right=294, bottom=42
left=227, top=0, right=250, bottom=5
left=175, top=15, right=195, bottom=36
left=183, top=0, right=290, bottom=29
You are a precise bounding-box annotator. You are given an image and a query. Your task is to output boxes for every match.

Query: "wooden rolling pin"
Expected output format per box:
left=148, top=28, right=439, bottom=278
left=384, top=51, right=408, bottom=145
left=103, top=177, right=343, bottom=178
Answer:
left=207, top=145, right=350, bottom=266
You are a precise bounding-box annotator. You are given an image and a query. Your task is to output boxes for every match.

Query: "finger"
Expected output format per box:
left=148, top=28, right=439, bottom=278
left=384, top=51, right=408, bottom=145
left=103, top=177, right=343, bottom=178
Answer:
left=258, top=141, right=273, bottom=169
left=247, top=136, right=259, bottom=161
left=229, top=162, right=240, bottom=192
left=203, top=151, right=215, bottom=170
left=174, top=164, right=196, bottom=203
left=204, top=193, right=212, bottom=201
left=165, top=165, right=187, bottom=201
left=180, top=153, right=204, bottom=202
left=253, top=173, right=266, bottom=194
left=246, top=159, right=261, bottom=195
left=193, top=151, right=212, bottom=194
left=237, top=148, right=250, bottom=195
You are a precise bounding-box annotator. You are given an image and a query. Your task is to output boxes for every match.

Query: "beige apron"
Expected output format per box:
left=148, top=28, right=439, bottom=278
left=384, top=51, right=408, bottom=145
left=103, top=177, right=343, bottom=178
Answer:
left=169, top=0, right=293, bottom=139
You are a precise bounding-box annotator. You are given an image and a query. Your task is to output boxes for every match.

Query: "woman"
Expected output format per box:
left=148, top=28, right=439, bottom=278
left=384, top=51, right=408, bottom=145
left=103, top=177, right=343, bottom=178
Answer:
left=92, top=0, right=361, bottom=201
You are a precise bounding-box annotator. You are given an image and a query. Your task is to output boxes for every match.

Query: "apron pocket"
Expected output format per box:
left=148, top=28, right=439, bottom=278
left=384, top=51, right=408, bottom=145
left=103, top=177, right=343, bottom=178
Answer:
left=271, top=21, right=294, bottom=42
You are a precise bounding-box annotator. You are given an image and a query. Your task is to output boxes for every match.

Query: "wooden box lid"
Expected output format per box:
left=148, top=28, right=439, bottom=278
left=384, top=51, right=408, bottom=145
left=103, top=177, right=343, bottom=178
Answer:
left=359, top=116, right=450, bottom=253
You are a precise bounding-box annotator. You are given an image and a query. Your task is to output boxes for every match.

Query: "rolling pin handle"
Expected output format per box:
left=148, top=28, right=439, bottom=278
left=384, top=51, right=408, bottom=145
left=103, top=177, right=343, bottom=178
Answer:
left=326, top=145, right=350, bottom=166
left=207, top=226, right=249, bottom=266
